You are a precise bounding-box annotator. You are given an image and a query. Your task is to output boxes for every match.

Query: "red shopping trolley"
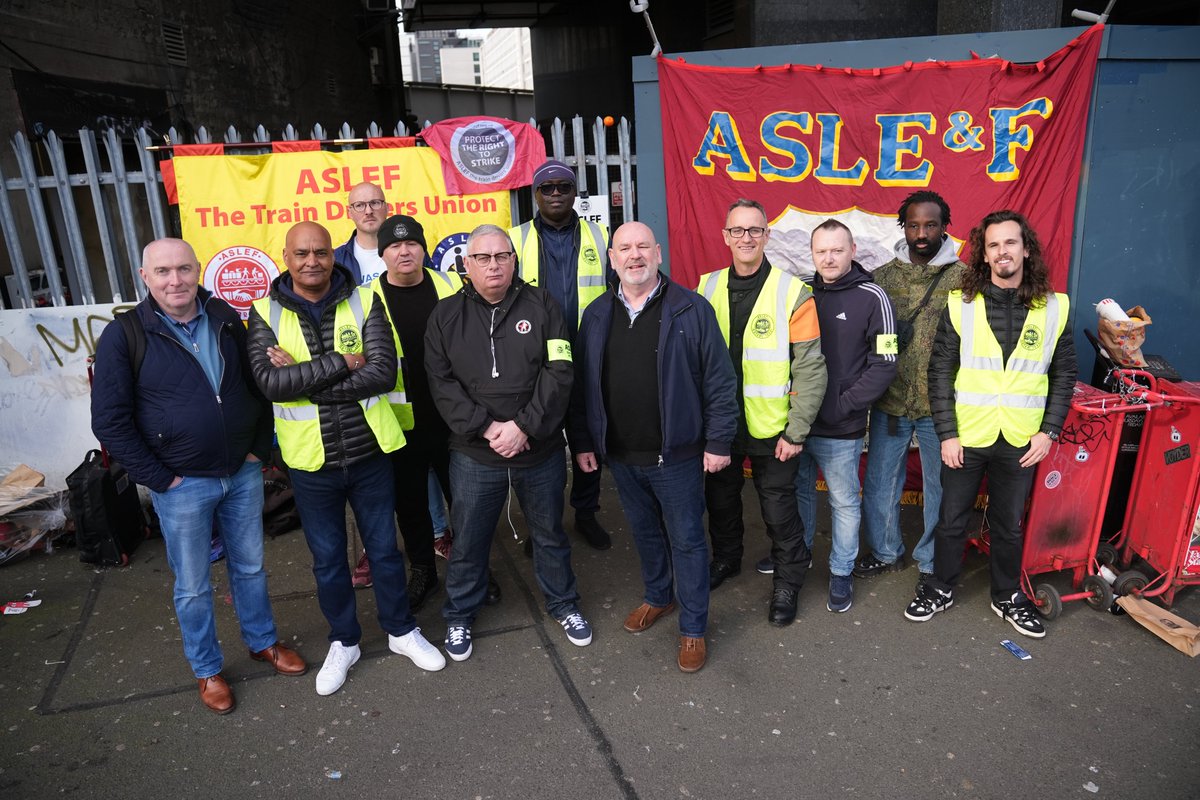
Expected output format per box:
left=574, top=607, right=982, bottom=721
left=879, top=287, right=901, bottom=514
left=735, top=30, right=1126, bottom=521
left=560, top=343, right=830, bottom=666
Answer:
left=1109, top=379, right=1200, bottom=607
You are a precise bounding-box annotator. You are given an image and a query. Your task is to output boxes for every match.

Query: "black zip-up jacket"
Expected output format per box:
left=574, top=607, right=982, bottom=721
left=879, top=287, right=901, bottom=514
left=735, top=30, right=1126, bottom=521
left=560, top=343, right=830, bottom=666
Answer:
left=809, top=262, right=898, bottom=438
left=246, top=265, right=398, bottom=470
left=91, top=287, right=272, bottom=493
left=424, top=276, right=573, bottom=468
left=929, top=281, right=1077, bottom=442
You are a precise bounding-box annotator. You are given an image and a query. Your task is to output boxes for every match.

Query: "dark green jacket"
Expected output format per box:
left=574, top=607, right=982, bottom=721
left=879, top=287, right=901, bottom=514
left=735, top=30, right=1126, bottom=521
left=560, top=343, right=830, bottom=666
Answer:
left=871, top=256, right=968, bottom=419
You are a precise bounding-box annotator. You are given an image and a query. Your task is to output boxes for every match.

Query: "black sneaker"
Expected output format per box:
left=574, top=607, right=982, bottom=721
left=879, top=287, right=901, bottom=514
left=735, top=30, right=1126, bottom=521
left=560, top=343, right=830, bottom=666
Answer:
left=768, top=587, right=798, bottom=626
left=407, top=564, right=439, bottom=612
left=755, top=556, right=774, bottom=575
left=904, top=581, right=952, bottom=622
left=853, top=553, right=906, bottom=578
left=575, top=513, right=612, bottom=550
left=484, top=572, right=502, bottom=606
left=709, top=560, right=741, bottom=589
left=991, top=592, right=1046, bottom=639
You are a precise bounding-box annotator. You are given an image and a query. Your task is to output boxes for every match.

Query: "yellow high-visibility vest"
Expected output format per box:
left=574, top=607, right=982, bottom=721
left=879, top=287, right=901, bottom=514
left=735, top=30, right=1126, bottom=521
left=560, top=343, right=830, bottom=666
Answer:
left=511, top=218, right=608, bottom=322
left=948, top=289, right=1069, bottom=448
left=252, top=288, right=404, bottom=471
left=701, top=266, right=805, bottom=439
left=371, top=268, right=462, bottom=430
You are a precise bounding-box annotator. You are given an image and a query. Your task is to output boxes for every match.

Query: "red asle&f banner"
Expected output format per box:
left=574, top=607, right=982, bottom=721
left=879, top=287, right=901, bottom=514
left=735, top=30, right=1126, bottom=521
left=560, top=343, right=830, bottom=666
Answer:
left=657, top=25, right=1103, bottom=289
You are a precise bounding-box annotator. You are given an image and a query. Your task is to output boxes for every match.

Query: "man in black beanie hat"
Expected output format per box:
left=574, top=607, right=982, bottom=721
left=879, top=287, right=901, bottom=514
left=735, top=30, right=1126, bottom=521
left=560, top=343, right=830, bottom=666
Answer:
left=369, top=215, right=463, bottom=611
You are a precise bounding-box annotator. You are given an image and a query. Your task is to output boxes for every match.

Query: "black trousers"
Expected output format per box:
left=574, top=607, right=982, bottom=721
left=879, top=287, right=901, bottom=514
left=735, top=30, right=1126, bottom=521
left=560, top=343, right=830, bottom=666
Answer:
left=929, top=438, right=1036, bottom=603
left=705, top=452, right=812, bottom=590
left=390, top=426, right=452, bottom=570
left=568, top=440, right=602, bottom=515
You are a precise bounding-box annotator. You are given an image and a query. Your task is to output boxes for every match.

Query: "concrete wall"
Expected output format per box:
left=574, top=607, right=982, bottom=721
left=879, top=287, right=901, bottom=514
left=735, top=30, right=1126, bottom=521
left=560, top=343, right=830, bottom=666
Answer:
left=0, top=0, right=402, bottom=158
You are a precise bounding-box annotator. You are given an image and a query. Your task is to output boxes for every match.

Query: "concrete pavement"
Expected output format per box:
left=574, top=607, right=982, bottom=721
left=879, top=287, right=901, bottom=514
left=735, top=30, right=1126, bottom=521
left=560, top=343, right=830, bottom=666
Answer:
left=1, top=477, right=1197, bottom=799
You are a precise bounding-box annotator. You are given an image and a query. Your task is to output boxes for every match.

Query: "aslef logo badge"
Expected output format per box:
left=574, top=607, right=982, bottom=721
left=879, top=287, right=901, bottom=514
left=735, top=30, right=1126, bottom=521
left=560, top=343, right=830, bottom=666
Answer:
left=450, top=121, right=516, bottom=185
left=204, top=246, right=279, bottom=320
left=433, top=232, right=471, bottom=276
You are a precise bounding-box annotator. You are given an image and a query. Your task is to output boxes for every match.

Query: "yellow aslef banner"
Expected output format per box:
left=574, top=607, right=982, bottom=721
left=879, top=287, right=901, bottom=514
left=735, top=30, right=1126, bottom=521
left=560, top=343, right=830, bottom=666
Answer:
left=173, top=147, right=509, bottom=317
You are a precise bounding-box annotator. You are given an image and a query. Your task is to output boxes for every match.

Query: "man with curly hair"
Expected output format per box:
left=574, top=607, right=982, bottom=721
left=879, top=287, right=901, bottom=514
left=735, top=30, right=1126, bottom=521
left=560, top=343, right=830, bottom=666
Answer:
left=903, top=210, right=1076, bottom=639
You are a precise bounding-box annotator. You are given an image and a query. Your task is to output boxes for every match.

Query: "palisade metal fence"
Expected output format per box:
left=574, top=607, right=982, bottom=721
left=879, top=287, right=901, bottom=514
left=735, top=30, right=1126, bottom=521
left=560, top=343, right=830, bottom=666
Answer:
left=0, top=115, right=636, bottom=310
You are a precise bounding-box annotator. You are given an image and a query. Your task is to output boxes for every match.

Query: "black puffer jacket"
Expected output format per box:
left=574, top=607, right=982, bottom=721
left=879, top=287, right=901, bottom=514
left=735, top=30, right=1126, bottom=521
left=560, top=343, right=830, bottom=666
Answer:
left=929, top=282, right=1077, bottom=442
left=246, top=265, right=399, bottom=470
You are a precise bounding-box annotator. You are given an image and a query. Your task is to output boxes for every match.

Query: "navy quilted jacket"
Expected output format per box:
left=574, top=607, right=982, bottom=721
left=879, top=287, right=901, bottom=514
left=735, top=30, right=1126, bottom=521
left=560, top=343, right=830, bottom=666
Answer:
left=91, top=288, right=273, bottom=493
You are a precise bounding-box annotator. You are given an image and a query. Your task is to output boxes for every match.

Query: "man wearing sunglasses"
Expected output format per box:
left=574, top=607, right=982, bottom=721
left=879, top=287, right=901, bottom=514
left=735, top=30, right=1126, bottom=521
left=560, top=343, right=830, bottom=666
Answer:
left=510, top=160, right=613, bottom=551
left=334, top=182, right=390, bottom=286
left=699, top=199, right=826, bottom=626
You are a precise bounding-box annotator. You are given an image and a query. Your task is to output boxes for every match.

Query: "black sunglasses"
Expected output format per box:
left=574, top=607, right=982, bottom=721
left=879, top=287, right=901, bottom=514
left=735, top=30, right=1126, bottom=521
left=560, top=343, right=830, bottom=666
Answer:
left=537, top=182, right=575, bottom=196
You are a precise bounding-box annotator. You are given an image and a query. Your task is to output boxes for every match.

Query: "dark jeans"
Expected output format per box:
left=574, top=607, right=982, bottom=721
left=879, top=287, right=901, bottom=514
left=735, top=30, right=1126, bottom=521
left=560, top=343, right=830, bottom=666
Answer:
left=443, top=449, right=580, bottom=626
left=929, top=438, right=1036, bottom=603
left=609, top=456, right=710, bottom=637
left=290, top=453, right=416, bottom=645
left=390, top=426, right=452, bottom=569
left=706, top=452, right=812, bottom=590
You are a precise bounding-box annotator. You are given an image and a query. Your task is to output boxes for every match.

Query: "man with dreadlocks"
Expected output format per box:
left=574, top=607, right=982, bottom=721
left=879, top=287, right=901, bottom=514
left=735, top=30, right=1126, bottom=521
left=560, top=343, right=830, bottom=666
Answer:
left=903, top=210, right=1076, bottom=639
left=859, top=191, right=967, bottom=585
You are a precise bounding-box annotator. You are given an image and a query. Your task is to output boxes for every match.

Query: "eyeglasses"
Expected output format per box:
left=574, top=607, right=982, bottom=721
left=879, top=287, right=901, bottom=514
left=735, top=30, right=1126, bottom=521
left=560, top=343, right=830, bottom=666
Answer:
left=467, top=251, right=515, bottom=267
left=537, top=182, right=574, bottom=196
left=348, top=199, right=386, bottom=212
left=724, top=226, right=767, bottom=239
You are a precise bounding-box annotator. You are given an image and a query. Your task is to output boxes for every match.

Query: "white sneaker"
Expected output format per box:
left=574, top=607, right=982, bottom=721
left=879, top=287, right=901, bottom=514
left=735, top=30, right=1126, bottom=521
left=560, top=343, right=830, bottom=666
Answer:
left=388, top=627, right=447, bottom=672
left=315, top=641, right=360, bottom=696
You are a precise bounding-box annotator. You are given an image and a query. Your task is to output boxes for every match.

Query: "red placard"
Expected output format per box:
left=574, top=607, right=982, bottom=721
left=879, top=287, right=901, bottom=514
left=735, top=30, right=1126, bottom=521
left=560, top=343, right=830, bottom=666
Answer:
left=419, top=116, right=546, bottom=195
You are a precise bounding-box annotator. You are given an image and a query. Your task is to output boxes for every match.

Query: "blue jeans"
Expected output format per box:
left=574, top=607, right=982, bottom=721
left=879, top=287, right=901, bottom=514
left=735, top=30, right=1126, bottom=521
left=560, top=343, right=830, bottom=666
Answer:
left=794, top=455, right=818, bottom=551
left=289, top=453, right=416, bottom=646
left=862, top=411, right=943, bottom=573
left=443, top=450, right=580, bottom=626
left=609, top=456, right=709, bottom=638
left=150, top=459, right=277, bottom=679
left=795, top=436, right=864, bottom=577
left=429, top=469, right=449, bottom=537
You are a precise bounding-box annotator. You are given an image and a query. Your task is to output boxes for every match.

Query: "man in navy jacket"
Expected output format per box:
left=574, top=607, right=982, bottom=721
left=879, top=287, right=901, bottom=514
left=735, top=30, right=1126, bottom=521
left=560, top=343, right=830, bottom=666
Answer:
left=795, top=220, right=898, bottom=615
left=91, top=238, right=305, bottom=715
left=569, top=222, right=738, bottom=673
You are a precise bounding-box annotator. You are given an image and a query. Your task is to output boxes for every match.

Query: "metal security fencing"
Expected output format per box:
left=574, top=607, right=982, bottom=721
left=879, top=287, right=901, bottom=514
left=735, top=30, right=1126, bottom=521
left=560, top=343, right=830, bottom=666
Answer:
left=0, top=115, right=636, bottom=310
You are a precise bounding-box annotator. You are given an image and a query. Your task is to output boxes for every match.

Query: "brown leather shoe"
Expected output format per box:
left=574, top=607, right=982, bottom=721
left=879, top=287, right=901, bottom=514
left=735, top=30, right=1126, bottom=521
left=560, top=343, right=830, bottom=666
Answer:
left=623, top=602, right=677, bottom=633
left=678, top=636, right=706, bottom=673
left=250, top=642, right=307, bottom=676
left=198, top=674, right=235, bottom=714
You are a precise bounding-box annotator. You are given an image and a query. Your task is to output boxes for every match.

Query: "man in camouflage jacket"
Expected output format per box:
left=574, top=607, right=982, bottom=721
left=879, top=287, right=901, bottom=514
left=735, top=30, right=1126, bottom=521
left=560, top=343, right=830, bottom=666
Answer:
left=858, top=191, right=968, bottom=582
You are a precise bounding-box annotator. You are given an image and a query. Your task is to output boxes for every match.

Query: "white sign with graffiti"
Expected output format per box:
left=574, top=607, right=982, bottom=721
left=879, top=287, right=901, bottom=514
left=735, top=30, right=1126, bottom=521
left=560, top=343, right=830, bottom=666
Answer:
left=0, top=303, right=124, bottom=488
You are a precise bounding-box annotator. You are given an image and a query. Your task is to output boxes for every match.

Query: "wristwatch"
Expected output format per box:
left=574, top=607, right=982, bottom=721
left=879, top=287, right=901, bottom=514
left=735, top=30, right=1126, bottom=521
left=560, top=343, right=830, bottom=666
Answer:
left=1044, top=430, right=1060, bottom=442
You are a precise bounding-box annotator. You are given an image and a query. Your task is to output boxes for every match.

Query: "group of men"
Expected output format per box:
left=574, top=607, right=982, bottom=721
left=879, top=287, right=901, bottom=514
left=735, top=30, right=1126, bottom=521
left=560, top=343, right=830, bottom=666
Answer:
left=91, top=155, right=1075, bottom=714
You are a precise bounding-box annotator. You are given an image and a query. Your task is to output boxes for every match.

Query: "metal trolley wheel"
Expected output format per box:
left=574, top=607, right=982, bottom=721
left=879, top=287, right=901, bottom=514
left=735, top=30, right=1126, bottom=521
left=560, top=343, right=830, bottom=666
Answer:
left=1081, top=574, right=1115, bottom=610
left=1033, top=583, right=1063, bottom=619
left=1095, top=542, right=1119, bottom=567
left=1113, top=570, right=1149, bottom=597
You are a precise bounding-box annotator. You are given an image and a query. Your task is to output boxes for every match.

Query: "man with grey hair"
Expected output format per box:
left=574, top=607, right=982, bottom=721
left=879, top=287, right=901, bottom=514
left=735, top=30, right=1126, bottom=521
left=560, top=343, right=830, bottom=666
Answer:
left=92, top=237, right=305, bottom=714
left=425, top=223, right=591, bottom=662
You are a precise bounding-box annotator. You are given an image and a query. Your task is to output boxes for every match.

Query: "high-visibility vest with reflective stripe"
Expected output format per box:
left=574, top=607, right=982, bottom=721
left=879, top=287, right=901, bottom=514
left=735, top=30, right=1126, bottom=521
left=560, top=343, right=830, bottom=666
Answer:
left=948, top=289, right=1069, bottom=448
left=252, top=288, right=405, bottom=471
left=370, top=268, right=462, bottom=430
left=511, top=219, right=608, bottom=322
left=701, top=267, right=805, bottom=439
